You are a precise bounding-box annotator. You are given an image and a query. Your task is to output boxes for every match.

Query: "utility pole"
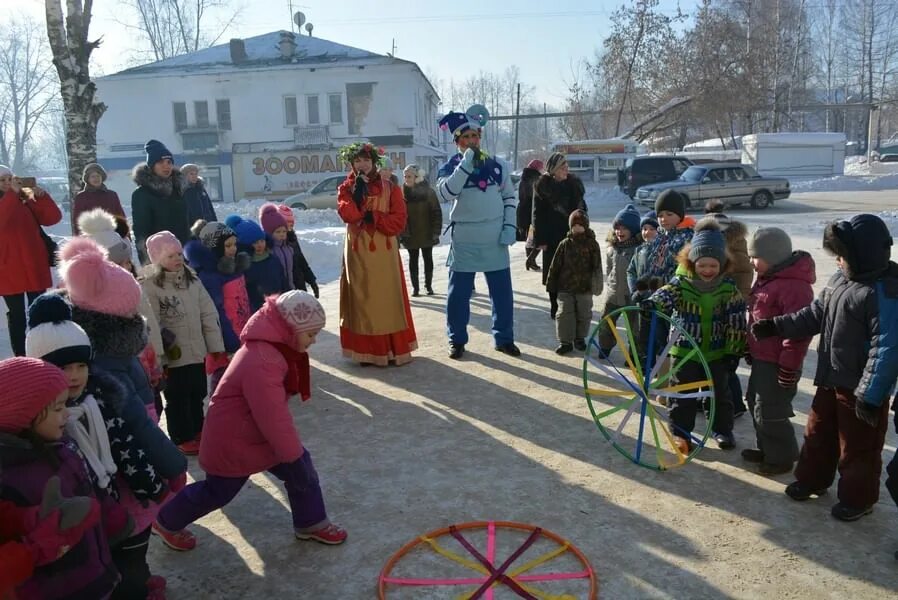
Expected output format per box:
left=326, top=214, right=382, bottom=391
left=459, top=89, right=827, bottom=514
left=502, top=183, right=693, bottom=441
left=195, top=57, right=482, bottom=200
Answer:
left=391, top=38, right=397, bottom=56
left=543, top=102, right=548, bottom=151
left=513, top=83, right=521, bottom=170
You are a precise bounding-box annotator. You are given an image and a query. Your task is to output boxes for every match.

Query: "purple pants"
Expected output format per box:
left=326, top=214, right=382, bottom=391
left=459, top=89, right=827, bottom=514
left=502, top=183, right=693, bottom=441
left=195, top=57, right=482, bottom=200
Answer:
left=157, top=450, right=328, bottom=532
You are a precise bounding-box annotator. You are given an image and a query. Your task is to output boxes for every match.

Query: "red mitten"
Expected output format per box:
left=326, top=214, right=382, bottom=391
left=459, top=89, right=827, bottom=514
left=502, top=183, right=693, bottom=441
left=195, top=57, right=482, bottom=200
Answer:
left=23, top=500, right=101, bottom=566
left=169, top=472, right=187, bottom=494
left=204, top=352, right=230, bottom=376
left=777, top=367, right=800, bottom=389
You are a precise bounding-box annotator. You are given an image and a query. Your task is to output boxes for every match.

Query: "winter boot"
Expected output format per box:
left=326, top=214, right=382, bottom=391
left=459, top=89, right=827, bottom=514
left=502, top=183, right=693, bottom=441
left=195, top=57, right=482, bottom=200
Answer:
left=831, top=502, right=873, bottom=522
left=785, top=481, right=827, bottom=501
left=573, top=339, right=587, bottom=352
left=741, top=449, right=765, bottom=463
left=555, top=343, right=574, bottom=355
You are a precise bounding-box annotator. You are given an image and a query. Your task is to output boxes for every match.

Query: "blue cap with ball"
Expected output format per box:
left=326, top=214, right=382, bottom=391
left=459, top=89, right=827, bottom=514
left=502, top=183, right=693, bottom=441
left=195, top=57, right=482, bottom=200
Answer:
left=25, top=293, right=93, bottom=367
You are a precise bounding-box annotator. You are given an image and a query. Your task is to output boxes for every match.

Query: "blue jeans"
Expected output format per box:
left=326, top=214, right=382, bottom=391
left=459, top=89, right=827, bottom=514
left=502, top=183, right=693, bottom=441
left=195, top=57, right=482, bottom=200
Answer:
left=446, top=268, right=514, bottom=346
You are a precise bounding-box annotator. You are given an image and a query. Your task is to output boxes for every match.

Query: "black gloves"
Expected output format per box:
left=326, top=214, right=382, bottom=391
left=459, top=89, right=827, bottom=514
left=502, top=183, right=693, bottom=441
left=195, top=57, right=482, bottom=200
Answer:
left=309, top=281, right=319, bottom=299
left=751, top=319, right=778, bottom=340
left=352, top=176, right=367, bottom=208
left=855, top=400, right=880, bottom=427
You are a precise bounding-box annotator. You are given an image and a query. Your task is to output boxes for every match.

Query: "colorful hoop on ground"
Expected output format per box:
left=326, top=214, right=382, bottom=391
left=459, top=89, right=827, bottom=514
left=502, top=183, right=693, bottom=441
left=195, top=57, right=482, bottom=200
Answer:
left=378, top=521, right=598, bottom=599
left=582, top=306, right=715, bottom=470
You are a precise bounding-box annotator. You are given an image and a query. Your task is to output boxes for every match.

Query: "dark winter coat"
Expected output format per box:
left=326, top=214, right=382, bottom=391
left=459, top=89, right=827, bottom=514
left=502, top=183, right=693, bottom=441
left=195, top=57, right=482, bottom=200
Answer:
left=184, top=239, right=252, bottom=352
left=400, top=182, right=442, bottom=250
left=67, top=299, right=187, bottom=478
left=0, top=189, right=62, bottom=296
left=627, top=240, right=653, bottom=294
left=747, top=251, right=816, bottom=372
left=71, top=186, right=125, bottom=236
left=532, top=174, right=587, bottom=285
left=636, top=216, right=696, bottom=287
left=131, top=164, right=189, bottom=264
left=244, top=250, right=289, bottom=312
left=604, top=232, right=642, bottom=307
left=285, top=230, right=317, bottom=292
left=75, top=369, right=168, bottom=501
left=774, top=218, right=898, bottom=408
left=545, top=228, right=603, bottom=295
left=515, top=167, right=541, bottom=241
left=183, top=178, right=217, bottom=226
left=0, top=433, right=119, bottom=600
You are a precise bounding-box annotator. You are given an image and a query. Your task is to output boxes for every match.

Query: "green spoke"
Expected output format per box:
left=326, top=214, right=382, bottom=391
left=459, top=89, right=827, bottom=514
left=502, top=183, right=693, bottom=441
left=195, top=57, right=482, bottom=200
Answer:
left=594, top=395, right=637, bottom=421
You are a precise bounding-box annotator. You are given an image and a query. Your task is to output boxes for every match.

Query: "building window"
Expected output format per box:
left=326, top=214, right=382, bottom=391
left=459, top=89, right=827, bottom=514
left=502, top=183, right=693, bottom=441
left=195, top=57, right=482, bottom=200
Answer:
left=328, top=94, right=343, bottom=124
left=216, top=99, right=231, bottom=130
left=194, top=101, right=209, bottom=128
left=173, top=102, right=187, bottom=132
left=306, top=95, right=320, bottom=125
left=284, top=95, right=298, bottom=126
left=182, top=131, right=219, bottom=151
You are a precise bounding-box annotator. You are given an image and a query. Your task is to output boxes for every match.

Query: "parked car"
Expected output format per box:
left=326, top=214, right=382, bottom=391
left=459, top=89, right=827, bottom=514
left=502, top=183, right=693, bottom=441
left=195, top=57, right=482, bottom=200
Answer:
left=635, top=163, right=790, bottom=210
left=879, top=153, right=898, bottom=163
left=618, top=155, right=694, bottom=198
left=281, top=174, right=346, bottom=210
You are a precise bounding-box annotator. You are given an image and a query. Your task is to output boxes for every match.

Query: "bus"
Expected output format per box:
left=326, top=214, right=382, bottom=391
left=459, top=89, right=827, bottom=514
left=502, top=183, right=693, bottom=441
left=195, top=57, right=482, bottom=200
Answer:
left=550, top=139, right=641, bottom=181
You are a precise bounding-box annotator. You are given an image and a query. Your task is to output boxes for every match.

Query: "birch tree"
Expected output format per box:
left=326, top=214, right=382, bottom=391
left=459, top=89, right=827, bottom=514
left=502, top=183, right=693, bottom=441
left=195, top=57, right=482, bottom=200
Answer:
left=44, top=0, right=106, bottom=204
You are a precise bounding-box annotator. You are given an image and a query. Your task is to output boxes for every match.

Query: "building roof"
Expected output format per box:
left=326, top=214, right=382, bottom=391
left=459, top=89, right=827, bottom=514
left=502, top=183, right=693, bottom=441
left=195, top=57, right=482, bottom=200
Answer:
left=104, top=30, right=389, bottom=77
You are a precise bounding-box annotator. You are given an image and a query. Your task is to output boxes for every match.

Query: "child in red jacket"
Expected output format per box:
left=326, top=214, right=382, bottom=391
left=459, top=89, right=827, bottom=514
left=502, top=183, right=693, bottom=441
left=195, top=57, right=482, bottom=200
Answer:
left=153, top=291, right=346, bottom=551
left=743, top=228, right=816, bottom=475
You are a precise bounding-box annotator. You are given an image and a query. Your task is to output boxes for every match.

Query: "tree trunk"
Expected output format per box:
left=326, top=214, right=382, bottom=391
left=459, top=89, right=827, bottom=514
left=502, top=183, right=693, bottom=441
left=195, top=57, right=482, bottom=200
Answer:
left=44, top=0, right=106, bottom=216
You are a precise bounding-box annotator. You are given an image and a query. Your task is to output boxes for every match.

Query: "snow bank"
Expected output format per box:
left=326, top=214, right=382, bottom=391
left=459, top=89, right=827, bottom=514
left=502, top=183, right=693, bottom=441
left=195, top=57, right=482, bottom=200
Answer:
left=789, top=171, right=898, bottom=192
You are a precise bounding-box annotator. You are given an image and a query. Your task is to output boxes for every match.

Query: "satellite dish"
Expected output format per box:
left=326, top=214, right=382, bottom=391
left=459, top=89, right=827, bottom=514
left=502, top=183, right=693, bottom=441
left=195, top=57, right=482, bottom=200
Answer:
left=293, top=12, right=306, bottom=28
left=305, top=22, right=314, bottom=36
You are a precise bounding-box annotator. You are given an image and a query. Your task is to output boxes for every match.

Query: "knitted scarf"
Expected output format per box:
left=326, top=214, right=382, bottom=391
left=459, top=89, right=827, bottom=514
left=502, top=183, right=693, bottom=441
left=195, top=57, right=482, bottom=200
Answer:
left=66, top=394, right=117, bottom=490
left=271, top=342, right=311, bottom=401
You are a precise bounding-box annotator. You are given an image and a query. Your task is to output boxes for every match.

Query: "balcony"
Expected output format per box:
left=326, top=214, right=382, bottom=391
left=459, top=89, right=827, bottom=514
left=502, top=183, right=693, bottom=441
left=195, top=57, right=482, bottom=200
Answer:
left=180, top=128, right=221, bottom=152
left=293, top=125, right=330, bottom=149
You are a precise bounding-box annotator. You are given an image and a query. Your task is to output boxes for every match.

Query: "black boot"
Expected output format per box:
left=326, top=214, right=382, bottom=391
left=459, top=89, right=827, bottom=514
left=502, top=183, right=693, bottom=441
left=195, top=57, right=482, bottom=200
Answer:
left=425, top=267, right=434, bottom=295
left=449, top=343, right=465, bottom=360
left=549, top=292, right=558, bottom=320
left=412, top=288, right=420, bottom=297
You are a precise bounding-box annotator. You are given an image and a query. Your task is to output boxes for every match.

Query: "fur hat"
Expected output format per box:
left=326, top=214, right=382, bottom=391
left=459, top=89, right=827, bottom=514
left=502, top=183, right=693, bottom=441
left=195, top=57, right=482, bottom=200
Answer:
left=748, top=227, right=792, bottom=266
left=192, top=220, right=236, bottom=258
left=640, top=210, right=659, bottom=230
left=688, top=218, right=727, bottom=266
left=403, top=164, right=425, bottom=184
left=613, top=204, right=641, bottom=237
left=275, top=290, right=326, bottom=334
left=26, top=293, right=92, bottom=367
left=180, top=163, right=199, bottom=175
left=259, top=203, right=288, bottom=235
left=0, top=358, right=69, bottom=433
left=145, top=231, right=182, bottom=265
left=144, top=139, right=173, bottom=167
left=59, top=238, right=142, bottom=317
left=655, top=189, right=687, bottom=220
left=77, top=209, right=132, bottom=265
left=0, top=165, right=12, bottom=178
left=569, top=209, right=590, bottom=230
left=381, top=157, right=394, bottom=171
left=546, top=152, right=567, bottom=175
left=275, top=203, right=295, bottom=226
left=81, top=163, right=107, bottom=185
left=823, top=213, right=893, bottom=279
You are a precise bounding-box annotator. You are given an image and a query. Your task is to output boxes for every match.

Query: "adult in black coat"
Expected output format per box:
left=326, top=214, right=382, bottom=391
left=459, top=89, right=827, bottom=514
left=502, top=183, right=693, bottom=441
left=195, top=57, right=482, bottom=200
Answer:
left=131, top=140, right=189, bottom=264
left=532, top=152, right=587, bottom=318
left=516, top=160, right=544, bottom=271
left=181, top=164, right=218, bottom=225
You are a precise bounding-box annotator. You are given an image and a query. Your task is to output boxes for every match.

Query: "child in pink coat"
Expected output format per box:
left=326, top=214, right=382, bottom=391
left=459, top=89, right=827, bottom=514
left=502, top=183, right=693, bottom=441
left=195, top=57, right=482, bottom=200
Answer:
left=152, top=291, right=347, bottom=550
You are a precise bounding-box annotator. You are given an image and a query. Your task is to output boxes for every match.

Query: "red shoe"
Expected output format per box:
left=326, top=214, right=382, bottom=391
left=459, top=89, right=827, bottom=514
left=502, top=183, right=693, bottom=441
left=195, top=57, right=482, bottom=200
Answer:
left=295, top=523, right=347, bottom=545
left=152, top=521, right=197, bottom=551
left=177, top=440, right=200, bottom=456
left=193, top=429, right=203, bottom=443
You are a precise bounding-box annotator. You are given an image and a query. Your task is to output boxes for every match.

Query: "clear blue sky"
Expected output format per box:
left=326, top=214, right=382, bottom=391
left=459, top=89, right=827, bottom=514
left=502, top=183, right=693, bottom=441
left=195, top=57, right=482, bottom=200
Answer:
left=19, top=0, right=690, bottom=107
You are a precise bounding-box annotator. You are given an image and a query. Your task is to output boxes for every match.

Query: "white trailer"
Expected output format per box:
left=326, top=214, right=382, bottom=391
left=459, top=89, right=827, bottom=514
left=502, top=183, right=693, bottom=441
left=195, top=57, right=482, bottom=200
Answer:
left=741, top=133, right=846, bottom=177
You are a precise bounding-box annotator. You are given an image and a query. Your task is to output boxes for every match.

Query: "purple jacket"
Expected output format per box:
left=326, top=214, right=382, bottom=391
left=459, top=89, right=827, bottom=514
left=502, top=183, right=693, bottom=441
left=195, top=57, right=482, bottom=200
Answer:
left=0, top=432, right=119, bottom=600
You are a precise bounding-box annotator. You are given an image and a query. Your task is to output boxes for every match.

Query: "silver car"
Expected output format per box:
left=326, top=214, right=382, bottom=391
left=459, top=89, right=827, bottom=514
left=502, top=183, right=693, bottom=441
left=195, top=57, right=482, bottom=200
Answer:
left=635, top=163, right=790, bottom=210
left=281, top=174, right=346, bottom=210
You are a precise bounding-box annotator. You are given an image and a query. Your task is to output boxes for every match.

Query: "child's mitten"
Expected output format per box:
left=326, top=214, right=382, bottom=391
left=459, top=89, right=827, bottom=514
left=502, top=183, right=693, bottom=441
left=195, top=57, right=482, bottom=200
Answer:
left=22, top=477, right=102, bottom=565
left=751, top=319, right=778, bottom=340
left=160, top=327, right=182, bottom=361
left=855, top=400, right=880, bottom=427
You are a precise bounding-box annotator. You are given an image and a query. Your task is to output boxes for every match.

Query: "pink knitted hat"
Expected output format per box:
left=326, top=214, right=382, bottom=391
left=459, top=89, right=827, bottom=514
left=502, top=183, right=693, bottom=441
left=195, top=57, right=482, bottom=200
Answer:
left=0, top=357, right=68, bottom=432
left=145, top=231, right=183, bottom=265
left=58, top=237, right=142, bottom=317
left=275, top=203, right=295, bottom=226
left=259, top=203, right=288, bottom=235
left=275, top=290, right=326, bottom=333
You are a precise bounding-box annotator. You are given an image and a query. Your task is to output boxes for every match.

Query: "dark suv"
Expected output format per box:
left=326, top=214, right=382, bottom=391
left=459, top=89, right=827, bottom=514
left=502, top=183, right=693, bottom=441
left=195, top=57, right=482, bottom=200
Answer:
left=618, top=155, right=693, bottom=198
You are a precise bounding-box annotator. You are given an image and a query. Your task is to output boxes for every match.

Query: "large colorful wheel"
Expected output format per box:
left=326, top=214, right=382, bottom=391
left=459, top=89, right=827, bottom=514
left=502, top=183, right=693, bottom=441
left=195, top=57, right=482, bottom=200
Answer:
left=378, top=521, right=597, bottom=599
left=582, top=306, right=715, bottom=470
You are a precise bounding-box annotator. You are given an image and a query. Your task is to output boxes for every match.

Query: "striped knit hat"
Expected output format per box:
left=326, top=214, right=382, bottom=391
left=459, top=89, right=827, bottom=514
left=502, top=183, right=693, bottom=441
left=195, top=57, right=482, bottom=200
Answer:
left=0, top=358, right=69, bottom=432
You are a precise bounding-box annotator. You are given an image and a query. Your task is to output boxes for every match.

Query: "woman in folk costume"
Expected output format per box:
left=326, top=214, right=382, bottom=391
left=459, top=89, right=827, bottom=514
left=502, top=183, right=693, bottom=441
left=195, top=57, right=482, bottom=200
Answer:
left=336, top=142, right=417, bottom=366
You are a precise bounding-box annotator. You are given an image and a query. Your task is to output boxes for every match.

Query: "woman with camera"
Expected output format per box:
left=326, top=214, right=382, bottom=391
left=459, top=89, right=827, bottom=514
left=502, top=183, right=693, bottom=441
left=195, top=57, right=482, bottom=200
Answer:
left=0, top=165, right=62, bottom=356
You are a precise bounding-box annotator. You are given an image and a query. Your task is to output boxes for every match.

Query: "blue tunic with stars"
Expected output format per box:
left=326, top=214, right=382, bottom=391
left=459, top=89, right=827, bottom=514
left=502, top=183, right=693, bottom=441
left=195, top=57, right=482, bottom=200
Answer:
left=437, top=153, right=517, bottom=272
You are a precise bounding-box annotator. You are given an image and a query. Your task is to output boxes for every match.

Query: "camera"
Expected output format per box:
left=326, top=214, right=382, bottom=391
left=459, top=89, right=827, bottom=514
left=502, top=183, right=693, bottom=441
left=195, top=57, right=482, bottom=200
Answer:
left=15, top=177, right=37, bottom=188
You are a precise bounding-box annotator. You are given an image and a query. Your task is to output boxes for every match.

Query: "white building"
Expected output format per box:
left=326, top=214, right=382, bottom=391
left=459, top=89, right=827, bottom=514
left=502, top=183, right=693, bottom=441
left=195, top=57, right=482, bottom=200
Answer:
left=95, top=31, right=443, bottom=204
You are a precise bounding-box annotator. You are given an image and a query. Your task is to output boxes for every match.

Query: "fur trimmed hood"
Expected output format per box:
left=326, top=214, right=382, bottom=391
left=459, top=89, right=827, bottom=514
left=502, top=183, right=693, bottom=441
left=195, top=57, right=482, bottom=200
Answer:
left=722, top=219, right=747, bottom=246
left=183, top=238, right=250, bottom=276
left=65, top=295, right=149, bottom=358
left=131, top=163, right=183, bottom=198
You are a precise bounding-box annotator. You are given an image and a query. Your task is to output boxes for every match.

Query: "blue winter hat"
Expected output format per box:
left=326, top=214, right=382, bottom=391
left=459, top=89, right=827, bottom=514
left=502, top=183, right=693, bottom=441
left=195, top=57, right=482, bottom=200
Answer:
left=613, top=204, right=642, bottom=237
left=640, top=210, right=659, bottom=230
left=25, top=293, right=93, bottom=367
left=234, top=218, right=265, bottom=246
left=144, top=139, right=173, bottom=167
left=688, top=218, right=727, bottom=266
left=224, top=214, right=243, bottom=229
left=439, top=104, right=489, bottom=138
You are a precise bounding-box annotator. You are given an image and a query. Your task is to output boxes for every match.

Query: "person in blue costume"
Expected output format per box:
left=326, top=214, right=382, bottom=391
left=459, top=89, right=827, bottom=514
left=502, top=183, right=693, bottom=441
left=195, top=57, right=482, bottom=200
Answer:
left=437, top=105, right=520, bottom=360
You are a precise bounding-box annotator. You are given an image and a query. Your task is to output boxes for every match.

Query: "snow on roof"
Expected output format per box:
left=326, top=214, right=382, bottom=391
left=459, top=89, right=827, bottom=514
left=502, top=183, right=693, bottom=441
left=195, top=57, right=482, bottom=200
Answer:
left=741, top=133, right=847, bottom=146
left=105, top=31, right=387, bottom=77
